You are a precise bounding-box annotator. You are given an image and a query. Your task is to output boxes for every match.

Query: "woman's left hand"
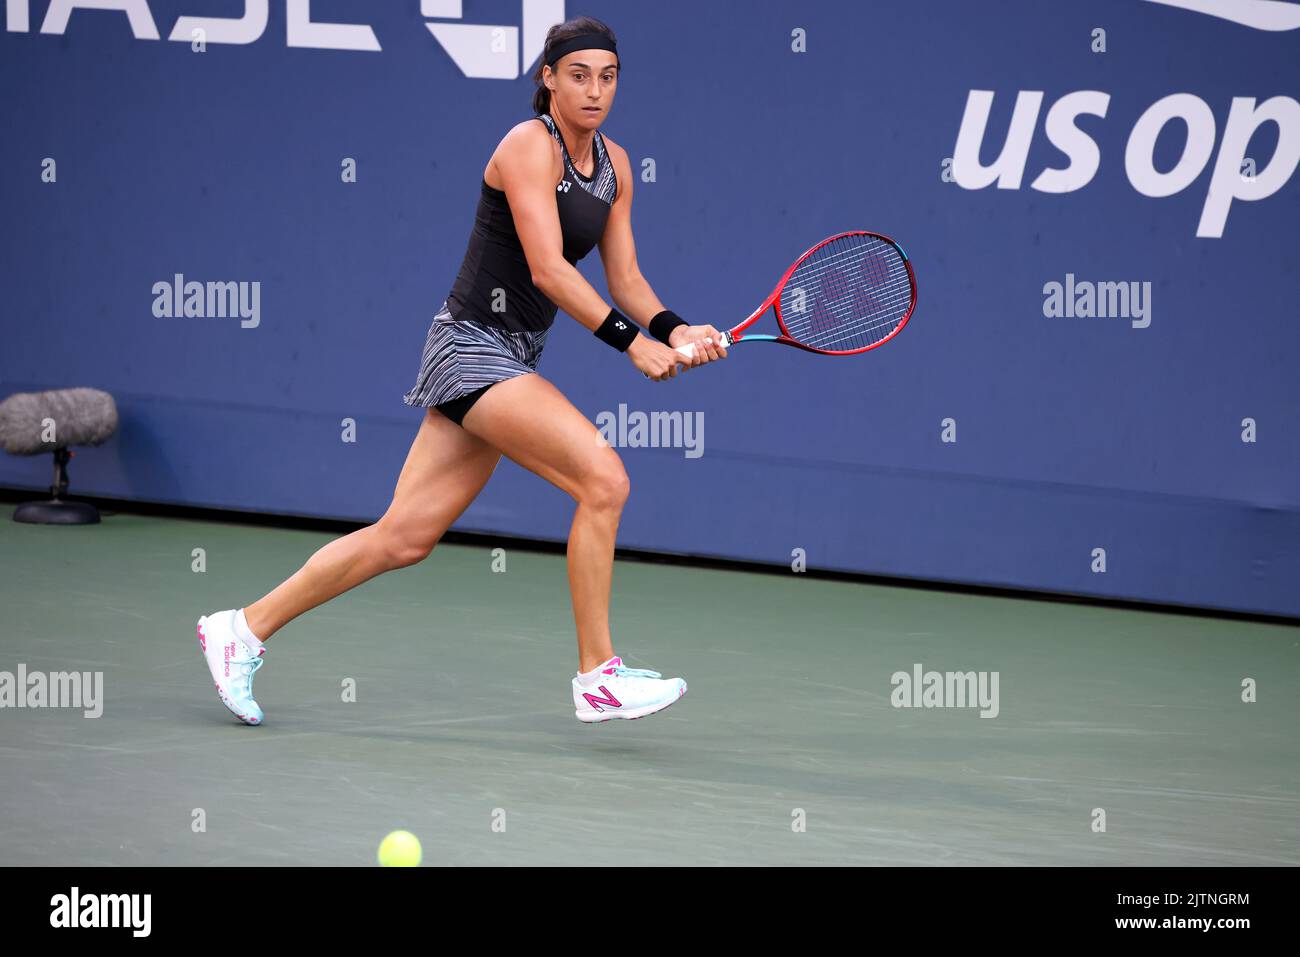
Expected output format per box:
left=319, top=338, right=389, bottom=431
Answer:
left=668, top=324, right=729, bottom=366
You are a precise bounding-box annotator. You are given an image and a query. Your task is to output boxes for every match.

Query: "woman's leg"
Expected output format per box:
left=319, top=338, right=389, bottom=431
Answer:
left=243, top=408, right=500, bottom=640
left=460, top=373, right=629, bottom=673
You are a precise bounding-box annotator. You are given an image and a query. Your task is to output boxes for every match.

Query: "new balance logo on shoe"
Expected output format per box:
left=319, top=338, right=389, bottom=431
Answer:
left=582, top=687, right=622, bottom=713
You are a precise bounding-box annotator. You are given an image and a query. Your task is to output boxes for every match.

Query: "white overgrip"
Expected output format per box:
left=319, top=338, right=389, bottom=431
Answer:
left=643, top=331, right=735, bottom=378
left=675, top=331, right=733, bottom=359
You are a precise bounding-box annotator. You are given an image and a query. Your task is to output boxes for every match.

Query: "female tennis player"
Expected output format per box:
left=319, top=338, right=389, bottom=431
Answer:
left=197, top=16, right=724, bottom=725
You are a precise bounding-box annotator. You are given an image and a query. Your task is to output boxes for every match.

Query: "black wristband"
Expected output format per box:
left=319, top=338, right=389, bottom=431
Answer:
left=649, top=309, right=687, bottom=345
left=594, top=308, right=638, bottom=352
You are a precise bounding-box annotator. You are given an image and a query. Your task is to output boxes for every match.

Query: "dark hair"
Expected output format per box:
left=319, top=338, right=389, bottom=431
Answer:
left=531, top=16, right=619, bottom=116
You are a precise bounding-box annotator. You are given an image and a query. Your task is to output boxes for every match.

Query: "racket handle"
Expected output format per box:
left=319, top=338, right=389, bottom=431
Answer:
left=674, top=332, right=732, bottom=359
left=642, top=332, right=732, bottom=379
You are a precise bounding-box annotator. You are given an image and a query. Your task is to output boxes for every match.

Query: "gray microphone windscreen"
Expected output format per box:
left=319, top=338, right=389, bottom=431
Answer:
left=0, top=388, right=118, bottom=455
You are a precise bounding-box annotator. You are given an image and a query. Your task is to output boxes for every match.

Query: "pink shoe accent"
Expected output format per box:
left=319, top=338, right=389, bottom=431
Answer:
left=197, top=622, right=206, bottom=652
left=582, top=686, right=623, bottom=713
left=601, top=656, right=622, bottom=676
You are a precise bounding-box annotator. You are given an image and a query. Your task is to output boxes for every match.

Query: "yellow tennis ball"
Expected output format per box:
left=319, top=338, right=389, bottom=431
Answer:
left=377, top=830, right=422, bottom=867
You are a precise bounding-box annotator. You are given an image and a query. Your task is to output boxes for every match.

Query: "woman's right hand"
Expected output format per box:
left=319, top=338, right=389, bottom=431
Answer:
left=627, top=336, right=688, bottom=381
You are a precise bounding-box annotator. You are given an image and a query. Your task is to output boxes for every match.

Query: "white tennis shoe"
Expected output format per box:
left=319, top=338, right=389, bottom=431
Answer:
left=197, top=610, right=266, bottom=725
left=572, top=656, right=687, bottom=723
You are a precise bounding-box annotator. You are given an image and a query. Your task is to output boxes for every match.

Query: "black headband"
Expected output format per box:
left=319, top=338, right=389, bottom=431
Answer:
left=545, top=33, right=619, bottom=69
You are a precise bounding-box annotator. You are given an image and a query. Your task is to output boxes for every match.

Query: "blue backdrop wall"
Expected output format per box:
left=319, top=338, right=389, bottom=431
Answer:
left=2, top=1, right=1297, bottom=617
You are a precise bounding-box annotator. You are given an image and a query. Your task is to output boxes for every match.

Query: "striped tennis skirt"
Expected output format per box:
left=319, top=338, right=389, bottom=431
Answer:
left=402, top=300, right=549, bottom=410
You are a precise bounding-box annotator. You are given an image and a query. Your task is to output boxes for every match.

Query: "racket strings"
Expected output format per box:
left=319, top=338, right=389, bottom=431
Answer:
left=784, top=243, right=908, bottom=350
left=777, top=234, right=913, bottom=353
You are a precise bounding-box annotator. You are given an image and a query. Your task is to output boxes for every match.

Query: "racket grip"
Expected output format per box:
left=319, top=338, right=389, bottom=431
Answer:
left=674, top=332, right=731, bottom=359
left=643, top=333, right=732, bottom=379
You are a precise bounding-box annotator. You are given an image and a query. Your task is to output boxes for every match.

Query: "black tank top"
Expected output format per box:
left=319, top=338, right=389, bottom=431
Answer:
left=445, top=113, right=618, bottom=333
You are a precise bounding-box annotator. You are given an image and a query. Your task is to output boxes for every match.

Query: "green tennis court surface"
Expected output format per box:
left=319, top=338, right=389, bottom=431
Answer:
left=1, top=504, right=1295, bottom=866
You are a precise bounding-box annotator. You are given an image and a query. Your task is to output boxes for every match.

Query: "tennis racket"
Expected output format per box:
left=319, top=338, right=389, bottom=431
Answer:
left=674, top=230, right=915, bottom=360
